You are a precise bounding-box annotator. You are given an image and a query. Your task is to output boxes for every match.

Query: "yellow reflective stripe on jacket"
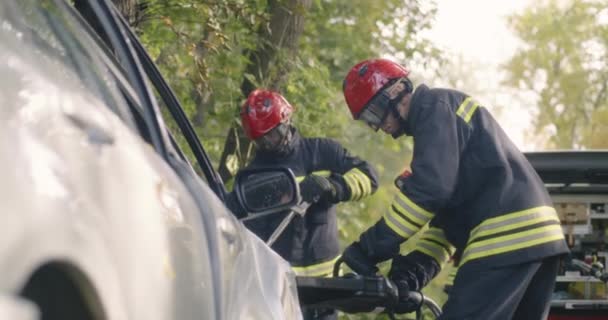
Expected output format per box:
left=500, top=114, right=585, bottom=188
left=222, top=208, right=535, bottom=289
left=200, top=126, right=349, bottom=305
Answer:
left=343, top=168, right=373, bottom=201
left=415, top=227, right=455, bottom=264
left=424, top=227, right=454, bottom=250
left=296, top=170, right=332, bottom=183
left=446, top=266, right=458, bottom=286
left=461, top=206, right=565, bottom=264
left=394, top=192, right=433, bottom=225
left=291, top=255, right=340, bottom=277
left=384, top=192, right=434, bottom=239
left=469, top=206, right=560, bottom=238
left=456, top=97, right=479, bottom=123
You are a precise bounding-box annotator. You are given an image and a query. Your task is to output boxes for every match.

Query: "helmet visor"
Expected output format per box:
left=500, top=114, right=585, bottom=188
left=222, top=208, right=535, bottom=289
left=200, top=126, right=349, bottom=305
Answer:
left=358, top=78, right=409, bottom=131
left=255, top=123, right=291, bottom=152
left=359, top=100, right=390, bottom=131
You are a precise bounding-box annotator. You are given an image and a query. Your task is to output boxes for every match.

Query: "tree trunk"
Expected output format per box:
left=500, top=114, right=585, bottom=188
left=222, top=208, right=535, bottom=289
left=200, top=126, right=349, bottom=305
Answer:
left=218, top=0, right=312, bottom=183
left=240, top=0, right=312, bottom=95
left=111, top=0, right=147, bottom=29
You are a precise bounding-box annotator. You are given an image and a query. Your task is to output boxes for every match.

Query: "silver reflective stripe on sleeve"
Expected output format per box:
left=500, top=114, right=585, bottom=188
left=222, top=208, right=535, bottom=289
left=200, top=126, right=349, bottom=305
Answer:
left=415, top=227, right=454, bottom=264
left=383, top=192, right=433, bottom=239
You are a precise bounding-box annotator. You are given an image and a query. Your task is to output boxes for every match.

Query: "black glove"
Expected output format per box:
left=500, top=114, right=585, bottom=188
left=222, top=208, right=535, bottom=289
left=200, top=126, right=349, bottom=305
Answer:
left=330, top=273, right=402, bottom=315
left=388, top=255, right=421, bottom=291
left=389, top=255, right=421, bottom=314
left=388, top=253, right=439, bottom=314
left=342, top=242, right=379, bottom=276
left=299, top=174, right=338, bottom=204
left=388, top=280, right=423, bottom=314
left=342, top=220, right=403, bottom=276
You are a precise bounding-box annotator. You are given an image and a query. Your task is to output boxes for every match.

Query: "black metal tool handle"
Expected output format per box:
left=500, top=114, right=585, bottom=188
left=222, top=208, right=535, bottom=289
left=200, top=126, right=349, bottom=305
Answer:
left=325, top=257, right=442, bottom=319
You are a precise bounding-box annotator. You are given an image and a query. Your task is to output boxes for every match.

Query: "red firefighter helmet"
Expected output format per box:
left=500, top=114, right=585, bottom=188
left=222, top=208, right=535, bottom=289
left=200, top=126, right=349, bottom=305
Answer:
left=342, top=58, right=410, bottom=119
left=240, top=89, right=294, bottom=140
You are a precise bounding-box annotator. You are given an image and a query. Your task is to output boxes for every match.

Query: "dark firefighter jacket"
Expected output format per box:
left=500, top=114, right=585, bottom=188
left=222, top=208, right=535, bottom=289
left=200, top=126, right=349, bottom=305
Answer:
left=363, top=84, right=568, bottom=278
left=245, top=129, right=379, bottom=276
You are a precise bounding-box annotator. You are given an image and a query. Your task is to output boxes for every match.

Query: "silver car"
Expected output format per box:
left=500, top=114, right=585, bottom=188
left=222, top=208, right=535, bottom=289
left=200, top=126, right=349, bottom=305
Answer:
left=0, top=1, right=302, bottom=319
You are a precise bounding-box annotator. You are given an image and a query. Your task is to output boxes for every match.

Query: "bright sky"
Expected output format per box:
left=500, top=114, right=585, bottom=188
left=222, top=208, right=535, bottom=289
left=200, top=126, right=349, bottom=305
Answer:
left=423, top=0, right=536, bottom=150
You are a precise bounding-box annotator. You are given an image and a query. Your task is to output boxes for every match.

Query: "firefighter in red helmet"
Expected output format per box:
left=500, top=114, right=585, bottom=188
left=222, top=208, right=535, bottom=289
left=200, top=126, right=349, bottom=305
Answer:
left=340, top=59, right=569, bottom=318
left=238, top=89, right=379, bottom=320
left=241, top=90, right=295, bottom=156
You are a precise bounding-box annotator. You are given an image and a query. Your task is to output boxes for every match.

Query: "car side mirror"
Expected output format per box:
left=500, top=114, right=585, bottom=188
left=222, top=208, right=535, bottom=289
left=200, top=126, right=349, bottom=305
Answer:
left=234, top=167, right=300, bottom=219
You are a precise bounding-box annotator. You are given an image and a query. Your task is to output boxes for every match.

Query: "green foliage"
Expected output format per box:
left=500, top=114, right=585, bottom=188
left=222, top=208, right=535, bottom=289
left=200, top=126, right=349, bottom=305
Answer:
left=138, top=0, right=270, bottom=159
left=503, top=0, right=608, bottom=149
left=137, top=0, right=444, bottom=163
left=300, top=0, right=441, bottom=85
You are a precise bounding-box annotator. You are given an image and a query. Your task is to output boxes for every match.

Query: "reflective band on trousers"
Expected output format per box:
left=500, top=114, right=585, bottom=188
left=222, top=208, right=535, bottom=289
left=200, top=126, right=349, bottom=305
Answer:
left=384, top=192, right=433, bottom=239
left=456, top=97, right=479, bottom=123
left=291, top=255, right=340, bottom=277
left=415, top=227, right=455, bottom=264
left=461, top=206, right=565, bottom=264
left=343, top=168, right=373, bottom=201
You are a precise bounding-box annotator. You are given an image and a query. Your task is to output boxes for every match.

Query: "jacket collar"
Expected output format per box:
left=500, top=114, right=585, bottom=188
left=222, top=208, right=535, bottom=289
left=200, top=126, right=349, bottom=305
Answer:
left=404, top=84, right=429, bottom=136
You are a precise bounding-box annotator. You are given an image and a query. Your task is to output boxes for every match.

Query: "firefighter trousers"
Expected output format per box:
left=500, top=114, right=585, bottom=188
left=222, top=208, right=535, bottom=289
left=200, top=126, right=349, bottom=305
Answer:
left=439, top=255, right=561, bottom=320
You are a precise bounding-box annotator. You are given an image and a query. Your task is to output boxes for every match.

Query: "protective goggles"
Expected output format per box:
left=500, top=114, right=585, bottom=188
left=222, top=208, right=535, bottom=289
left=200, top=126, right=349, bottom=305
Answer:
left=358, top=79, right=405, bottom=131
left=255, top=123, right=290, bottom=151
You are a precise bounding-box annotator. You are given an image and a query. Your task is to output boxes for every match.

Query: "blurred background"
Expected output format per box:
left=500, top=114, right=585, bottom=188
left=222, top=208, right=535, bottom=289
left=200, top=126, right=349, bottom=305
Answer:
left=112, top=0, right=608, bottom=317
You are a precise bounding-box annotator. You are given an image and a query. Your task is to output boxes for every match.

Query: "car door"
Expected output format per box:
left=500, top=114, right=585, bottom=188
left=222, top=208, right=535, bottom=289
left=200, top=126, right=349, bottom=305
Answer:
left=72, top=0, right=303, bottom=319
left=107, top=4, right=304, bottom=319
left=0, top=1, right=218, bottom=320
left=57, top=1, right=224, bottom=319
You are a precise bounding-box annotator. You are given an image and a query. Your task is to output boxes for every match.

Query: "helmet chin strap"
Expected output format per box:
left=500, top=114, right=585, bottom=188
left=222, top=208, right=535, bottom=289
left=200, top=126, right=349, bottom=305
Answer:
left=274, top=125, right=295, bottom=156
left=391, top=116, right=410, bottom=139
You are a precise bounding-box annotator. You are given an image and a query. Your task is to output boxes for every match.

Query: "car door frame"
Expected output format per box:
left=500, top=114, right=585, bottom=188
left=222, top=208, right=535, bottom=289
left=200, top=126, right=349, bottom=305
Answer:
left=69, top=0, right=229, bottom=318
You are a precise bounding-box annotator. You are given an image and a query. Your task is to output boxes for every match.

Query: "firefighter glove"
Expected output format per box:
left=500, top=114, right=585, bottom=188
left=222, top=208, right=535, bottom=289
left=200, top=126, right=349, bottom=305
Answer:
left=388, top=254, right=425, bottom=292
left=342, top=241, right=379, bottom=276
left=299, top=174, right=338, bottom=204
left=389, top=280, right=423, bottom=314
left=388, top=255, right=424, bottom=314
